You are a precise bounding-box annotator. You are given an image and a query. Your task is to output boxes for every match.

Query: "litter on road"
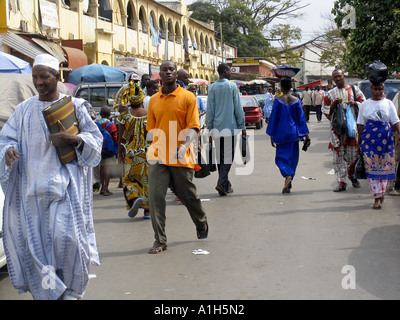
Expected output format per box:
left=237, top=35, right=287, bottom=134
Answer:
left=192, top=249, right=210, bottom=255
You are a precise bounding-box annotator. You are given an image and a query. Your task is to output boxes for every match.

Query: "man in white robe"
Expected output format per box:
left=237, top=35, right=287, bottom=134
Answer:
left=0, top=54, right=102, bottom=300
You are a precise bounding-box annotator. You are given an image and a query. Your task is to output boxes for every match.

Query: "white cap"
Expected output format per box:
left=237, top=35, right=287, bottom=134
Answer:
left=33, top=54, right=60, bottom=72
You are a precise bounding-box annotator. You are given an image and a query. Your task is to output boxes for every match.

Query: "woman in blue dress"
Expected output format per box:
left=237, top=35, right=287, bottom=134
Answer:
left=267, top=77, right=310, bottom=193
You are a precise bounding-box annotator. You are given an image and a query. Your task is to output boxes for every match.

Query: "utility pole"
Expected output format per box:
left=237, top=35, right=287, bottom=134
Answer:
left=220, top=22, right=223, bottom=62
left=165, top=21, right=168, bottom=60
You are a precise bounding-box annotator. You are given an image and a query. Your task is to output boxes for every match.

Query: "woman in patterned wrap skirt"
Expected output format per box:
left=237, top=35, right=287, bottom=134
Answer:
left=117, top=82, right=150, bottom=218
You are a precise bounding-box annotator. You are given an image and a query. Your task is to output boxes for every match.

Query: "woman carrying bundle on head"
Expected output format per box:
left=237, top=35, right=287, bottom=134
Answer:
left=357, top=61, right=400, bottom=210
left=267, top=66, right=311, bottom=194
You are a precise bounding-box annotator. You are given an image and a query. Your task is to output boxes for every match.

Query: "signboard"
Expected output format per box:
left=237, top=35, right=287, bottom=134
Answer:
left=115, top=56, right=138, bottom=68
left=39, top=0, right=60, bottom=29
left=229, top=58, right=261, bottom=66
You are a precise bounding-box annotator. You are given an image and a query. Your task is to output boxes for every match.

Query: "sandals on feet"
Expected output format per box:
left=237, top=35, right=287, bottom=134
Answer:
left=373, top=203, right=382, bottom=210
left=282, top=177, right=292, bottom=194
left=373, top=197, right=384, bottom=210
left=197, top=221, right=209, bottom=239
left=143, top=210, right=151, bottom=219
left=148, top=243, right=167, bottom=254
left=128, top=198, right=143, bottom=218
left=333, top=184, right=347, bottom=192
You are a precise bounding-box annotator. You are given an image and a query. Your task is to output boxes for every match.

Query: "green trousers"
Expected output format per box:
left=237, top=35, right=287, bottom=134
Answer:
left=148, top=163, right=208, bottom=246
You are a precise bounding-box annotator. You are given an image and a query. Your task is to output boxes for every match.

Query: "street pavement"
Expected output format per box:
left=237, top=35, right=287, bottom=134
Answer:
left=1, top=117, right=400, bottom=301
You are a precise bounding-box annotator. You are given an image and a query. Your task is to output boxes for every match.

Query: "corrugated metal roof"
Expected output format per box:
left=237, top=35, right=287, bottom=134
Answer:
left=2, top=32, right=47, bottom=60
left=32, top=38, right=67, bottom=63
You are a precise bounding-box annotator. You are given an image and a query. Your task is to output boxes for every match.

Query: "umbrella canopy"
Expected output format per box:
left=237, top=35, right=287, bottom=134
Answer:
left=68, top=64, right=128, bottom=85
left=63, top=82, right=77, bottom=94
left=151, top=72, right=162, bottom=83
left=0, top=52, right=32, bottom=74
left=231, top=79, right=247, bottom=86
left=190, top=78, right=209, bottom=86
left=115, top=65, right=144, bottom=79
left=248, top=79, right=268, bottom=85
left=270, top=65, right=300, bottom=79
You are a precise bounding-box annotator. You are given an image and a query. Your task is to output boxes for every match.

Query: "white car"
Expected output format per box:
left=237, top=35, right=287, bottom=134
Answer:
left=0, top=185, right=6, bottom=268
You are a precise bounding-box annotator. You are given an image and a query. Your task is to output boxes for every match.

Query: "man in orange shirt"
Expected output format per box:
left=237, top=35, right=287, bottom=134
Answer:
left=146, top=60, right=208, bottom=254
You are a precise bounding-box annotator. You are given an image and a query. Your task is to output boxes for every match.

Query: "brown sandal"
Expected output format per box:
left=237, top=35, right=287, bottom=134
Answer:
left=148, top=243, right=167, bottom=254
left=282, top=176, right=292, bottom=194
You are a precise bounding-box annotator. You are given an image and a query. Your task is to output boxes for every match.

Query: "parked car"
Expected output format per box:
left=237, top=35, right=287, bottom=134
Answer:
left=241, top=96, right=263, bottom=129
left=0, top=185, right=6, bottom=269
left=73, top=82, right=126, bottom=119
left=357, top=79, right=400, bottom=101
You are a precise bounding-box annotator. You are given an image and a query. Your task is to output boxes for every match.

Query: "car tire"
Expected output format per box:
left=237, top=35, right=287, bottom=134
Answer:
left=256, top=121, right=261, bottom=129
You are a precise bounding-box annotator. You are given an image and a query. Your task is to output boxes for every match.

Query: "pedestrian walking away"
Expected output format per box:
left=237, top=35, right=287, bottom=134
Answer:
left=96, top=106, right=118, bottom=196
left=357, top=61, right=400, bottom=209
left=117, top=81, right=150, bottom=219
left=0, top=54, right=102, bottom=300
left=263, top=86, right=274, bottom=123
left=301, top=86, right=313, bottom=122
left=323, top=68, right=366, bottom=192
left=146, top=60, right=208, bottom=254
left=206, top=63, right=246, bottom=196
left=267, top=67, right=310, bottom=194
left=313, top=85, right=325, bottom=122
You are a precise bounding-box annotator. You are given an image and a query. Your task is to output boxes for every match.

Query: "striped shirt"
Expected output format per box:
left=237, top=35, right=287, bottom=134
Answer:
left=323, top=85, right=365, bottom=148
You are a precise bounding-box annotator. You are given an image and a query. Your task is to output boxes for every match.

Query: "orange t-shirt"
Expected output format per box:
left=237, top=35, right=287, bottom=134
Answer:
left=146, top=85, right=200, bottom=169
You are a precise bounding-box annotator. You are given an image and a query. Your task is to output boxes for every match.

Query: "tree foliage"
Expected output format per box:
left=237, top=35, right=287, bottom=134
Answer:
left=332, top=0, right=400, bottom=75
left=188, top=0, right=305, bottom=59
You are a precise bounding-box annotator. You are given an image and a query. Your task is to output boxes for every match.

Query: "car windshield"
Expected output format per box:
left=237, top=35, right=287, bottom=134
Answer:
left=358, top=81, right=400, bottom=101
left=241, top=97, right=257, bottom=107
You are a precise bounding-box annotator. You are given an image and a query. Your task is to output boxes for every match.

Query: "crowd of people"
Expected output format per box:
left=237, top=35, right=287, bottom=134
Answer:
left=0, top=54, right=399, bottom=300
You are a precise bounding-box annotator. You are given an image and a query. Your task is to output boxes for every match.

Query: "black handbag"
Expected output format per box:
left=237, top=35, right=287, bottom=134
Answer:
left=207, top=140, right=217, bottom=172
left=241, top=134, right=250, bottom=164
left=331, top=102, right=347, bottom=136
left=194, top=152, right=210, bottom=178
left=355, top=156, right=367, bottom=180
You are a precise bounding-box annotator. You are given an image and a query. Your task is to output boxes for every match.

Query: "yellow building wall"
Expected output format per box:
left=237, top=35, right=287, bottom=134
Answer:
left=1, top=0, right=220, bottom=80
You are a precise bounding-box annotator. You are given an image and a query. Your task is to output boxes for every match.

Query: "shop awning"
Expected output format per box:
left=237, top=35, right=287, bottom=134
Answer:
left=31, top=37, right=67, bottom=63
left=2, top=32, right=47, bottom=60
left=62, top=46, right=88, bottom=70
left=297, top=80, right=328, bottom=89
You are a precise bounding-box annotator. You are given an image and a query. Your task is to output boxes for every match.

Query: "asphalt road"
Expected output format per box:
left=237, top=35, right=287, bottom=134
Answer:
left=1, top=117, right=400, bottom=301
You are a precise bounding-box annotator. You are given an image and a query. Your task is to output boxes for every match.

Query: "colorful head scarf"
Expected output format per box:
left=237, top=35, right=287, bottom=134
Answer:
left=121, top=81, right=145, bottom=106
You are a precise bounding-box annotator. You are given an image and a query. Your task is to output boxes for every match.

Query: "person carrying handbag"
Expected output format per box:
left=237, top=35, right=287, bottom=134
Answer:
left=322, top=68, right=366, bottom=192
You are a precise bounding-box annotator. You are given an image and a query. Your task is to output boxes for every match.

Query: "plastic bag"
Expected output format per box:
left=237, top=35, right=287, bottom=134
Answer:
left=331, top=103, right=347, bottom=136
left=355, top=156, right=367, bottom=179
left=346, top=104, right=357, bottom=138
left=366, top=61, right=388, bottom=85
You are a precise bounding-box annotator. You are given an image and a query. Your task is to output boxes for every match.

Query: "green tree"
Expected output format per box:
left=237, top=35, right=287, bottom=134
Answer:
left=332, top=0, right=400, bottom=75
left=189, top=0, right=306, bottom=59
